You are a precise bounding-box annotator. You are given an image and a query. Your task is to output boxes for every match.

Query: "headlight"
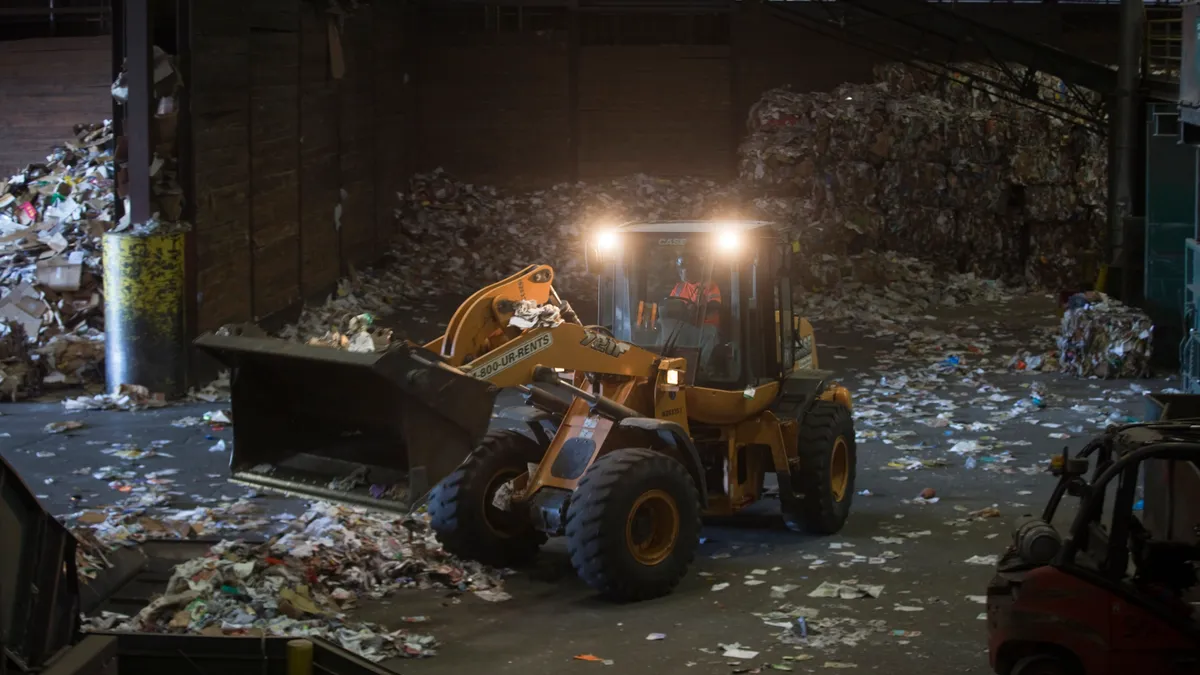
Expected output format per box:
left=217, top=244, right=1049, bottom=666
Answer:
left=666, top=369, right=681, bottom=386
left=596, top=230, right=619, bottom=252
left=717, top=229, right=741, bottom=253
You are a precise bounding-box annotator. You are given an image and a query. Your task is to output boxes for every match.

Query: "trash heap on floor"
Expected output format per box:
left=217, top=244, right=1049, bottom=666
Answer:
left=393, top=169, right=747, bottom=297
left=81, top=502, right=508, bottom=661
left=0, top=122, right=115, bottom=398
left=69, top=499, right=278, bottom=579
left=0, top=320, right=38, bottom=401
left=1057, top=291, right=1153, bottom=379
left=740, top=62, right=1107, bottom=289
left=289, top=311, right=393, bottom=352
left=282, top=171, right=752, bottom=341
left=0, top=47, right=188, bottom=402
left=795, top=250, right=1016, bottom=329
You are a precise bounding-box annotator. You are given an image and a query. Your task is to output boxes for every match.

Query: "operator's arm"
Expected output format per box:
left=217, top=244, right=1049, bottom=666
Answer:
left=704, top=283, right=723, bottom=323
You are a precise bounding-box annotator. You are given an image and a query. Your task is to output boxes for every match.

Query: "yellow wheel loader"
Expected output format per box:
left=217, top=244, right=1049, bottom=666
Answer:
left=195, top=220, right=855, bottom=602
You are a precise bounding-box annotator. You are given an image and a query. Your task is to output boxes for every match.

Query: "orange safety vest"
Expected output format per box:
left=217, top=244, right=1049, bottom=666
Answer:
left=670, top=281, right=722, bottom=327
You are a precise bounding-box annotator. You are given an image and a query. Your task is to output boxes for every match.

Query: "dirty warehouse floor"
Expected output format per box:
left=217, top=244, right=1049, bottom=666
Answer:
left=0, top=293, right=1166, bottom=674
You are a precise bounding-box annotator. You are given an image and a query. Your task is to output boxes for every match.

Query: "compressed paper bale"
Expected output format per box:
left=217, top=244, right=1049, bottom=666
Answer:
left=1057, top=292, right=1153, bottom=379
left=736, top=61, right=1106, bottom=282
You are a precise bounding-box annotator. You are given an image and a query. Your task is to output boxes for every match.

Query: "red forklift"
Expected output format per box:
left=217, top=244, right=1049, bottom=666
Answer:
left=986, top=417, right=1200, bottom=675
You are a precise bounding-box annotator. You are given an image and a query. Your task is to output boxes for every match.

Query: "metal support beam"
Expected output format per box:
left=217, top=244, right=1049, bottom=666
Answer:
left=567, top=0, right=581, bottom=182
left=836, top=0, right=1117, bottom=92
left=124, top=0, right=153, bottom=226
left=0, top=8, right=111, bottom=17
left=1110, top=0, right=1144, bottom=300
left=110, top=0, right=126, bottom=223
left=766, top=2, right=1107, bottom=131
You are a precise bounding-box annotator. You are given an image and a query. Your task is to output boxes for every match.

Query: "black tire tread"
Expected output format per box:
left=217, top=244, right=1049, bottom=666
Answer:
left=565, top=448, right=701, bottom=602
left=786, top=400, right=856, bottom=534
left=429, top=429, right=547, bottom=566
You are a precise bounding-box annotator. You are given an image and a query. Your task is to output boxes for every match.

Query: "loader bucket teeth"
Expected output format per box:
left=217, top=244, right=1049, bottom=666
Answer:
left=193, top=330, right=499, bottom=513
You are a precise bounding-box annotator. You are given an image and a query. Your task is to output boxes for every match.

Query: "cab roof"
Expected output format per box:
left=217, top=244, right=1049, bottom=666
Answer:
left=615, top=220, right=776, bottom=234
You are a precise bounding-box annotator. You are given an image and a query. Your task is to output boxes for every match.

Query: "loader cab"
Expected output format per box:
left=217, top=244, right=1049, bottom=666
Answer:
left=590, top=220, right=800, bottom=391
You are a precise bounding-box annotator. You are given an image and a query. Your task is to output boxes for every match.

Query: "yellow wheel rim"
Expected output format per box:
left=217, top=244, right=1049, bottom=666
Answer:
left=830, top=437, right=850, bottom=502
left=625, top=489, right=680, bottom=566
left=483, top=468, right=522, bottom=538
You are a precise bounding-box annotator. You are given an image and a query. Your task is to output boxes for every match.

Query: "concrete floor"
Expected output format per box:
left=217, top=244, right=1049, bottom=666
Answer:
left=0, top=293, right=1171, bottom=674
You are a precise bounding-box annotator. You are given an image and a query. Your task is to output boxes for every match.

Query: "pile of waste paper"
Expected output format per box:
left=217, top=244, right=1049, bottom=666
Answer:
left=0, top=48, right=187, bottom=402
left=0, top=122, right=114, bottom=398
left=795, top=250, right=1016, bottom=329
left=1057, top=291, right=1153, bottom=379
left=739, top=62, right=1106, bottom=289
left=0, top=319, right=37, bottom=401
left=295, top=311, right=393, bottom=352
left=69, top=499, right=279, bottom=579
left=81, top=502, right=508, bottom=661
left=282, top=171, right=766, bottom=342
left=391, top=169, right=749, bottom=298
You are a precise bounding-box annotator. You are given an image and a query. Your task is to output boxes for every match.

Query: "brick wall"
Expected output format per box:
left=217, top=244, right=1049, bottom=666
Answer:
left=0, top=37, right=111, bottom=176
left=190, top=1, right=410, bottom=331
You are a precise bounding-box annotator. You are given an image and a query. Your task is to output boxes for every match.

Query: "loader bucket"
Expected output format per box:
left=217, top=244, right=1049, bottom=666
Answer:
left=194, top=327, right=499, bottom=513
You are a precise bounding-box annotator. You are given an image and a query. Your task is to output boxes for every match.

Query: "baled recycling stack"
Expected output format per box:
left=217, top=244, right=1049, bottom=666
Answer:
left=1058, top=292, right=1153, bottom=379
left=739, top=63, right=1106, bottom=289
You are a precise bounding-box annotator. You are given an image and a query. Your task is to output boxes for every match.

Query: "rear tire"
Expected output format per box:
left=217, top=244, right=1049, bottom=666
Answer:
left=782, top=401, right=856, bottom=534
left=566, top=448, right=701, bottom=602
left=1011, top=654, right=1074, bottom=675
left=429, top=429, right=547, bottom=567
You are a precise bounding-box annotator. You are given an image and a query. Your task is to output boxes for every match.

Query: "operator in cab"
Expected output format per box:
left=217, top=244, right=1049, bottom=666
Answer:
left=669, top=247, right=722, bottom=329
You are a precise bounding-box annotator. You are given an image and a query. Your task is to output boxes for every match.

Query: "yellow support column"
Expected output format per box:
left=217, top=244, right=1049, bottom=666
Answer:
left=287, top=639, right=314, bottom=675
left=102, top=231, right=186, bottom=397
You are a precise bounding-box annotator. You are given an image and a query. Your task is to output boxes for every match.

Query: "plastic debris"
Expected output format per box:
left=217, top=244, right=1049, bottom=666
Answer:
left=508, top=300, right=563, bottom=330
left=63, top=384, right=167, bottom=411
left=721, top=645, right=760, bottom=660
left=44, top=420, right=84, bottom=434
left=807, top=581, right=884, bottom=600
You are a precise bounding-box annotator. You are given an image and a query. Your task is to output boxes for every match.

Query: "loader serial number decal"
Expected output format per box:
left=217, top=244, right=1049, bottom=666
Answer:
left=579, top=330, right=629, bottom=358
left=469, top=333, right=553, bottom=379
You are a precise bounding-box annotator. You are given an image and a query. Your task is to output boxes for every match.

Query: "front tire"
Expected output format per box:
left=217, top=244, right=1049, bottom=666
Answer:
left=782, top=400, right=856, bottom=534
left=566, top=448, right=701, bottom=602
left=429, top=429, right=547, bottom=566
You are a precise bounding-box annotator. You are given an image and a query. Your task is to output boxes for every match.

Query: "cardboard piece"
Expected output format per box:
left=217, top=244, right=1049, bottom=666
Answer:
left=35, top=262, right=83, bottom=292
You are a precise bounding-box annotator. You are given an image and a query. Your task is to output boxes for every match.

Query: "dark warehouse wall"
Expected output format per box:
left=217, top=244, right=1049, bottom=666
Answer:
left=579, top=45, right=732, bottom=181
left=412, top=2, right=1129, bottom=188
left=0, top=36, right=111, bottom=176
left=188, top=0, right=412, bottom=332
left=418, top=37, right=573, bottom=190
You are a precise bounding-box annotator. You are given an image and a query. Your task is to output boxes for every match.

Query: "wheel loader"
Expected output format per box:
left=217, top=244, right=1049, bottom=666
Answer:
left=194, top=220, right=856, bottom=601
